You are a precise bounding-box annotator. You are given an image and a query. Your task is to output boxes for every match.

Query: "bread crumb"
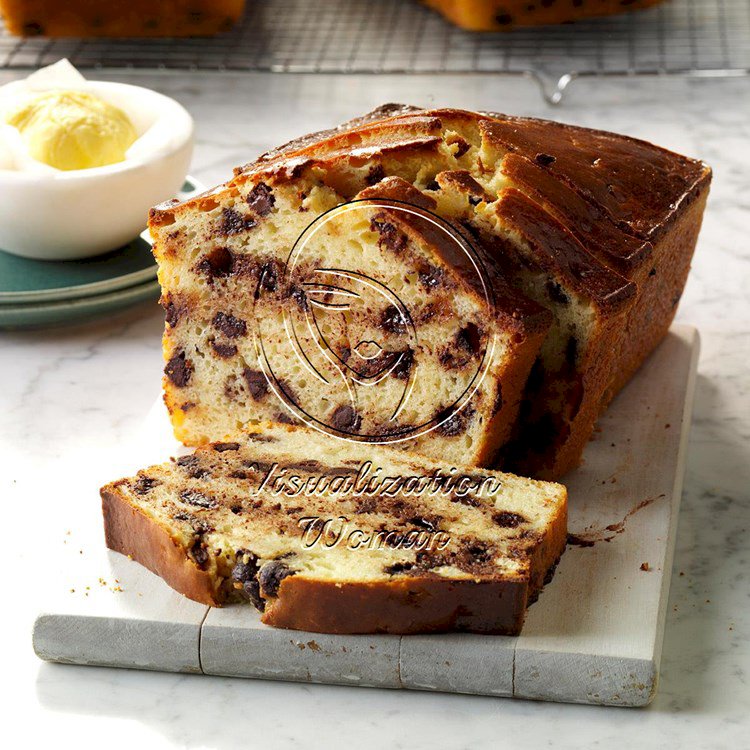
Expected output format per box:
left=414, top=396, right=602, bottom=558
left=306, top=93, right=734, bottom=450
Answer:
left=640, top=562, right=650, bottom=571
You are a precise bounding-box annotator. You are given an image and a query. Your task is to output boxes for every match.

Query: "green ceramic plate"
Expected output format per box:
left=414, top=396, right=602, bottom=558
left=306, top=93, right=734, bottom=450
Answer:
left=0, top=176, right=202, bottom=305
left=0, top=279, right=161, bottom=330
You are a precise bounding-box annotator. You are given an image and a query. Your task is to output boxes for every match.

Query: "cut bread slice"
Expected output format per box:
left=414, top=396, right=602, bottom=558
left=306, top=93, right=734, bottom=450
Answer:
left=150, top=105, right=710, bottom=479
left=101, top=423, right=567, bottom=635
left=152, top=167, right=550, bottom=468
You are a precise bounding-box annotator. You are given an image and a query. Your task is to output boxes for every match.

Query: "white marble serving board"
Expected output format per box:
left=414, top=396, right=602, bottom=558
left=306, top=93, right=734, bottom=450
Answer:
left=32, top=325, right=699, bottom=707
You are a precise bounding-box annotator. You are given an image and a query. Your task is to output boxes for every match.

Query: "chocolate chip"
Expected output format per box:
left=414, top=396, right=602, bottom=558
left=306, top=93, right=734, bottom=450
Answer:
left=425, top=179, right=440, bottom=191
left=243, top=368, right=269, bottom=400
left=189, top=541, right=209, bottom=569
left=220, top=207, right=257, bottom=236
left=288, top=285, right=307, bottom=310
left=188, top=461, right=211, bottom=480
left=180, top=490, right=218, bottom=509
left=495, top=13, right=513, bottom=25
left=435, top=406, right=473, bottom=437
left=258, top=261, right=279, bottom=293
left=456, top=323, right=481, bottom=354
left=466, top=541, right=491, bottom=562
left=243, top=579, right=265, bottom=611
left=419, top=265, right=443, bottom=290
left=213, top=442, right=240, bottom=452
left=391, top=348, right=414, bottom=380
left=161, top=294, right=187, bottom=327
left=453, top=494, right=481, bottom=507
left=384, top=562, right=413, bottom=575
left=212, top=311, right=247, bottom=339
left=452, top=137, right=470, bottom=157
left=231, top=551, right=259, bottom=584
left=535, top=153, right=556, bottom=167
left=546, top=280, right=570, bottom=305
left=198, top=246, right=234, bottom=280
left=366, top=164, right=385, bottom=186
left=210, top=340, right=238, bottom=358
left=370, top=218, right=407, bottom=253
left=165, top=350, right=193, bottom=387
left=381, top=305, right=407, bottom=334
left=492, top=511, right=527, bottom=528
left=330, top=404, right=361, bottom=433
left=133, top=475, right=159, bottom=495
left=258, top=560, right=295, bottom=598
left=247, top=183, right=275, bottom=216
left=649, top=267, right=657, bottom=277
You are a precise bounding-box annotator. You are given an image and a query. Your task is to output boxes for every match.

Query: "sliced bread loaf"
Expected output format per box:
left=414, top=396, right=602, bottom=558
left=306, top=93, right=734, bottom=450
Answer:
left=150, top=106, right=710, bottom=478
left=101, top=423, right=567, bottom=635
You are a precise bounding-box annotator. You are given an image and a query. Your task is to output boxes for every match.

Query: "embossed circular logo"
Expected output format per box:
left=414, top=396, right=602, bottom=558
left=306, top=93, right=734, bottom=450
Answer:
left=253, top=199, right=496, bottom=444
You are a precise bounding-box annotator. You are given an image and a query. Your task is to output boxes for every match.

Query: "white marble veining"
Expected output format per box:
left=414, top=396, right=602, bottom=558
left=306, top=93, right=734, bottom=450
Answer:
left=2, top=70, right=749, bottom=748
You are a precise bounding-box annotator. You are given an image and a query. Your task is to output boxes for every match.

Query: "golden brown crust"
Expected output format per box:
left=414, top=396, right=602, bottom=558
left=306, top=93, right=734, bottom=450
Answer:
left=421, top=0, right=667, bottom=31
left=101, top=483, right=221, bottom=606
left=603, top=187, right=710, bottom=403
left=0, top=0, right=245, bottom=37
left=494, top=188, right=636, bottom=313
left=264, top=576, right=527, bottom=635
left=261, top=489, right=567, bottom=635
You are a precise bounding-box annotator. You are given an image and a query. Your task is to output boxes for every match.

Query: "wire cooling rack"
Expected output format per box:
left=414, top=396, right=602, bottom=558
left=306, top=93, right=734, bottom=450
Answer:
left=1, top=0, right=748, bottom=103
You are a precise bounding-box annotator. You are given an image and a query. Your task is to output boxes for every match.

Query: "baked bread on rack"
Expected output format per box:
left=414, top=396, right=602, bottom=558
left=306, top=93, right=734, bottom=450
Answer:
left=0, top=0, right=245, bottom=37
left=101, top=423, right=567, bottom=635
left=149, top=105, right=710, bottom=479
left=420, top=0, right=667, bottom=30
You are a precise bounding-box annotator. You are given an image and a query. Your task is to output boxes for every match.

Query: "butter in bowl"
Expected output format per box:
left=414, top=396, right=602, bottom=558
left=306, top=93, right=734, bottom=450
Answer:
left=0, top=59, right=194, bottom=260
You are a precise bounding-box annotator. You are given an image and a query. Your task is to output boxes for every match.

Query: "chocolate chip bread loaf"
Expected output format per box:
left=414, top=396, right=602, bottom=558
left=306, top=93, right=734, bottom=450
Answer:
left=150, top=105, right=710, bottom=479
left=421, top=0, right=666, bottom=30
left=151, top=133, right=552, bottom=468
left=0, top=0, right=245, bottom=37
left=101, top=423, right=567, bottom=634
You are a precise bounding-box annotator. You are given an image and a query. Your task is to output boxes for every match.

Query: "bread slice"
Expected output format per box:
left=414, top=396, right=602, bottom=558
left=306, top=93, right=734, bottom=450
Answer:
left=420, top=0, right=666, bottom=30
left=150, top=105, right=710, bottom=479
left=101, top=423, right=567, bottom=635
left=152, top=160, right=551, bottom=469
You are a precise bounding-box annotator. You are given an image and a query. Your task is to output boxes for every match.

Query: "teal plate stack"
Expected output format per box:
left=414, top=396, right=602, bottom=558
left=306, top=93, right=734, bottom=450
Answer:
left=0, top=177, right=202, bottom=330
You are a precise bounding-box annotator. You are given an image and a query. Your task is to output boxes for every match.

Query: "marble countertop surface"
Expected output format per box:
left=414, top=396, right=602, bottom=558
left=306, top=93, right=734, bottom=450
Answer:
left=2, top=69, right=748, bottom=749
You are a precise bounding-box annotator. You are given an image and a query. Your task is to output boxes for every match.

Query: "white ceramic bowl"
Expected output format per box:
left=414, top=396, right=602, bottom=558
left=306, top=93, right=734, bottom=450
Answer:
left=0, top=80, right=194, bottom=260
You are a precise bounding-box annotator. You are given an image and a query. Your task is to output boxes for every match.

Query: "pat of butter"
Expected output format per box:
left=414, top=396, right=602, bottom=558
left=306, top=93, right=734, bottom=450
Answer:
left=6, top=89, right=138, bottom=171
